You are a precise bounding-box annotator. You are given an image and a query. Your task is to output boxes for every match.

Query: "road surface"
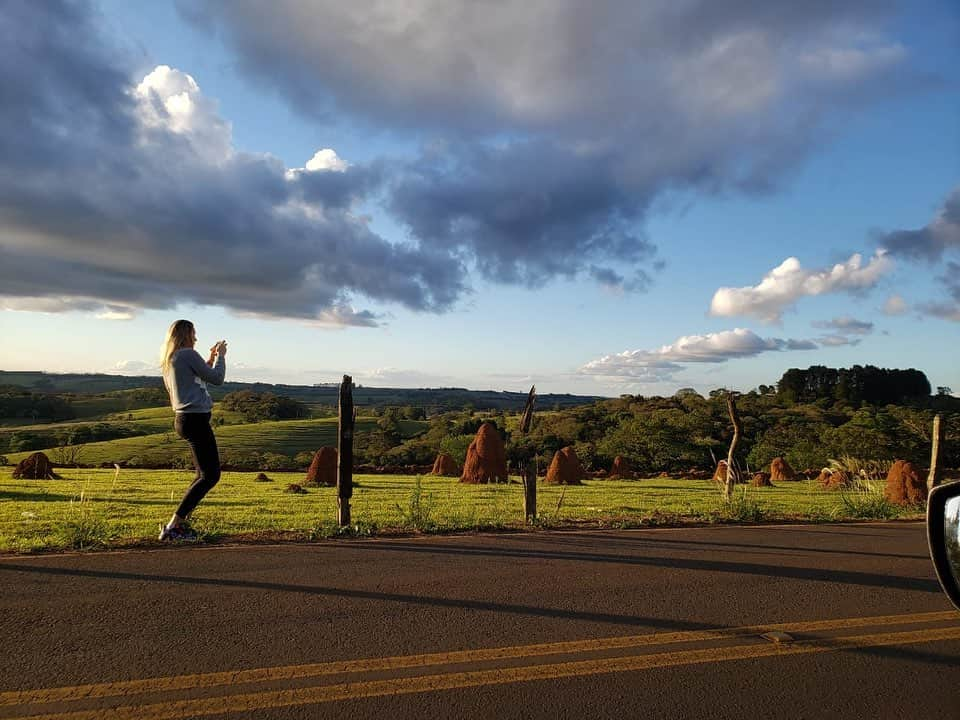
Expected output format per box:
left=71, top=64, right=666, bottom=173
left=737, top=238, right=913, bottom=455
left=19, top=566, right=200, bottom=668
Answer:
left=1, top=522, right=958, bottom=719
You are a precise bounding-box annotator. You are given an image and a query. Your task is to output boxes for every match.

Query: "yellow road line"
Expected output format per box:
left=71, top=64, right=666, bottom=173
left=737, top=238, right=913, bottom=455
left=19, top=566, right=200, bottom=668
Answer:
left=1, top=611, right=956, bottom=709
left=10, top=625, right=960, bottom=720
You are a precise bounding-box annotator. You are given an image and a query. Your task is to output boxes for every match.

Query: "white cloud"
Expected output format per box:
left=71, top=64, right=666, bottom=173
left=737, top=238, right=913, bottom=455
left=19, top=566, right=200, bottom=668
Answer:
left=285, top=148, right=350, bottom=180
left=305, top=148, right=348, bottom=173
left=709, top=251, right=892, bottom=323
left=580, top=328, right=817, bottom=380
left=816, top=334, right=862, bottom=347
left=882, top=294, right=908, bottom=316
left=96, top=309, right=136, bottom=321
left=133, top=65, right=233, bottom=163
left=111, top=360, right=158, bottom=374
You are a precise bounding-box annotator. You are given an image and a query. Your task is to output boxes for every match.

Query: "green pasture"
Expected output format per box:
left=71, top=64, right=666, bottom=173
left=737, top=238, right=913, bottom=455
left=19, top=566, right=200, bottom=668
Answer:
left=4, top=416, right=427, bottom=467
left=1, top=408, right=172, bottom=440
left=0, top=469, right=922, bottom=552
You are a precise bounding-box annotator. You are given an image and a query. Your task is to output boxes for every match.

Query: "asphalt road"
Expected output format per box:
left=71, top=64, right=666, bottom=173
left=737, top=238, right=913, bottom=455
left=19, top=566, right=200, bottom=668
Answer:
left=1, top=522, right=959, bottom=719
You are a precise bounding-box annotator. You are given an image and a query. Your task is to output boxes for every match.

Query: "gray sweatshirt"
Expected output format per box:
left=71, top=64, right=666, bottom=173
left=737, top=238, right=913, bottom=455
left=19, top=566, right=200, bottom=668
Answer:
left=164, top=348, right=226, bottom=413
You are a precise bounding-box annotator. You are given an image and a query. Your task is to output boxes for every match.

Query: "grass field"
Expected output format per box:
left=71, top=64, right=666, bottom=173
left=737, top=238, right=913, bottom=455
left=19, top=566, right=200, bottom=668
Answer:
left=0, top=469, right=922, bottom=553
left=0, top=405, right=248, bottom=451
left=4, top=416, right=428, bottom=467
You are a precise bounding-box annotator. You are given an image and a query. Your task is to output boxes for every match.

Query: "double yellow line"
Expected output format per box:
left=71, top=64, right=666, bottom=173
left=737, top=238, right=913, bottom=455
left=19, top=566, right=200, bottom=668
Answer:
left=3, top=611, right=958, bottom=720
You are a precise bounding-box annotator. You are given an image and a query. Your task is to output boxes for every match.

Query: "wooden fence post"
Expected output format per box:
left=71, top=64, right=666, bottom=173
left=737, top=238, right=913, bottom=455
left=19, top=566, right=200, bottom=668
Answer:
left=725, top=392, right=742, bottom=500
left=519, top=385, right=537, bottom=523
left=337, top=375, right=354, bottom=526
left=927, top=413, right=943, bottom=493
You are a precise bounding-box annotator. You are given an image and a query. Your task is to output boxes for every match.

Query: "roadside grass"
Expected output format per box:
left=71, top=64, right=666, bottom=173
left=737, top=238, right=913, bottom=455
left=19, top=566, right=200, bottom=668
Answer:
left=835, top=480, right=911, bottom=520
left=3, top=416, right=415, bottom=467
left=0, top=470, right=924, bottom=553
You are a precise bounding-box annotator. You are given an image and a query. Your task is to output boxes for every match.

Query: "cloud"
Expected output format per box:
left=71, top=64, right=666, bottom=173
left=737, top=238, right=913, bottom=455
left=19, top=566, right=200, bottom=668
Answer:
left=917, top=302, right=960, bottom=322
left=112, top=360, right=158, bottom=374
left=0, top=1, right=465, bottom=324
left=882, top=294, right=908, bottom=316
left=879, top=186, right=960, bottom=261
left=387, top=139, right=658, bottom=288
left=709, top=251, right=892, bottom=323
left=915, top=261, right=960, bottom=322
left=812, top=316, right=874, bottom=334
left=579, top=328, right=817, bottom=380
left=188, top=1, right=908, bottom=137
left=184, top=0, right=913, bottom=293
left=872, top=189, right=960, bottom=322
left=96, top=309, right=137, bottom=321
left=815, top=334, right=862, bottom=347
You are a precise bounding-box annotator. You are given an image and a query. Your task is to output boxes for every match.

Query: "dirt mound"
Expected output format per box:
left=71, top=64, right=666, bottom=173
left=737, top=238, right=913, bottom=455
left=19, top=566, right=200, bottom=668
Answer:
left=460, top=422, right=508, bottom=484
left=883, top=460, right=927, bottom=506
left=305, top=447, right=337, bottom=487
left=284, top=483, right=307, bottom=494
left=431, top=453, right=459, bottom=477
left=12, top=452, right=59, bottom=480
left=817, top=468, right=852, bottom=490
left=770, top=457, right=797, bottom=482
left=751, top=471, right=773, bottom=487
left=609, top=456, right=632, bottom=480
left=254, top=472, right=272, bottom=482
left=545, top=446, right=585, bottom=486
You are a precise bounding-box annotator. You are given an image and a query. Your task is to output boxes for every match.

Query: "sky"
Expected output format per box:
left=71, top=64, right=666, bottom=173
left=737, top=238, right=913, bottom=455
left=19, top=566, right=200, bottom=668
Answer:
left=0, top=0, right=958, bottom=397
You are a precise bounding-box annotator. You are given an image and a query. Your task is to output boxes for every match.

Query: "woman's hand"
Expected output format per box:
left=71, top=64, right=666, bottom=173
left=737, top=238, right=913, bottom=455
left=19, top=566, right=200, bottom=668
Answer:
left=217, top=340, right=228, bottom=357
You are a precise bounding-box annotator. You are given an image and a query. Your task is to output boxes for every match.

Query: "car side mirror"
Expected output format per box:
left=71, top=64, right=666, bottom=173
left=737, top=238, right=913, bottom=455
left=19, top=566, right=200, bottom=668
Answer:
left=927, top=480, right=960, bottom=611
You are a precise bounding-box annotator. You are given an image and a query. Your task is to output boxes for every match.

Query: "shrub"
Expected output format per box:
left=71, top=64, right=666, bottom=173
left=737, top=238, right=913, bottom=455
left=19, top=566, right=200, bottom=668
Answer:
left=395, top=475, right=436, bottom=531
left=718, top=488, right=766, bottom=523
left=836, top=484, right=900, bottom=520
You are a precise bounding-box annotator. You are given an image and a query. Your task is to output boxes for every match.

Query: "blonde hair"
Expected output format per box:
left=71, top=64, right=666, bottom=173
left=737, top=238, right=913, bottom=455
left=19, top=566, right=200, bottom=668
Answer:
left=160, top=319, right=194, bottom=374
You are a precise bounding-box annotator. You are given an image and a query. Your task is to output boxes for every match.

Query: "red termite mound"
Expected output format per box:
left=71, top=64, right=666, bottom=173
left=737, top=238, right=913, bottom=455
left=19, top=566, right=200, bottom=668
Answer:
left=883, top=460, right=927, bottom=506
left=12, top=452, right=59, bottom=480
left=544, top=446, right=585, bottom=486
left=751, top=471, right=773, bottom=487
left=431, top=453, right=459, bottom=477
left=609, top=455, right=632, bottom=480
left=460, top=422, right=508, bottom=484
left=769, top=457, right=797, bottom=482
left=305, top=447, right=337, bottom=487
left=818, top=468, right=852, bottom=490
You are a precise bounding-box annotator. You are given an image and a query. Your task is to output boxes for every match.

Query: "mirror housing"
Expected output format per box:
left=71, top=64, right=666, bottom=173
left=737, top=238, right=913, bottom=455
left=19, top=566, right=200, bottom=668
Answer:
left=926, top=480, right=960, bottom=612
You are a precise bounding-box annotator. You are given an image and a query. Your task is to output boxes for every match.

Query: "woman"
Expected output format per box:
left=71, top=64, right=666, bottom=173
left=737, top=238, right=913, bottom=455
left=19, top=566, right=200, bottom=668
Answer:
left=159, top=319, right=227, bottom=541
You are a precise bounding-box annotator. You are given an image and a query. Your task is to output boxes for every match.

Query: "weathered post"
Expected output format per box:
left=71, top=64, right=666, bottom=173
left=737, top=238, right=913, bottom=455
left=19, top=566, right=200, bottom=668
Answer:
left=927, top=413, right=943, bottom=493
left=725, top=392, right=742, bottom=500
left=519, top=385, right=537, bottom=523
left=337, top=375, right=354, bottom=526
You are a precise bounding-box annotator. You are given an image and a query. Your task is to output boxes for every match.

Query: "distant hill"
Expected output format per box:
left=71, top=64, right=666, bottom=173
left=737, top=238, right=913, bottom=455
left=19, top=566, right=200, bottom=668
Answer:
left=0, top=371, right=605, bottom=412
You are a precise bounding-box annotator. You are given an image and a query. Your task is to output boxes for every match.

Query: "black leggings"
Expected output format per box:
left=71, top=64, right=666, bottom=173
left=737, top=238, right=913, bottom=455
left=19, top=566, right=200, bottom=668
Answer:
left=174, top=412, right=221, bottom=518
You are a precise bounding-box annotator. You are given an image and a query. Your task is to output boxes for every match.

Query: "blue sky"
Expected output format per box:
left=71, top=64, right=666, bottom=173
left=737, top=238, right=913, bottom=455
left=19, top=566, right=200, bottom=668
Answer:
left=1, top=0, right=957, bottom=397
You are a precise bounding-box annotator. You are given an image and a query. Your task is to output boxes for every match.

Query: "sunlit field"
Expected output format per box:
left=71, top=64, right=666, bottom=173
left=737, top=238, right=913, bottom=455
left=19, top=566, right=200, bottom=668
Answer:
left=0, top=468, right=922, bottom=553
